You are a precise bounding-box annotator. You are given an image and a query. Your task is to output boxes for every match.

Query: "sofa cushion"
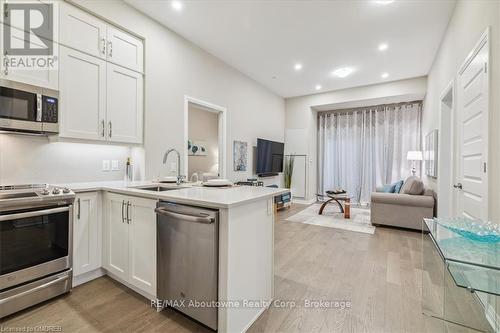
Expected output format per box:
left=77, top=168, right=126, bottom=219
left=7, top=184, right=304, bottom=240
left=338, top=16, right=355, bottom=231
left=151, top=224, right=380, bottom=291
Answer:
left=380, top=183, right=397, bottom=193
left=394, top=180, right=404, bottom=193
left=400, top=176, right=424, bottom=195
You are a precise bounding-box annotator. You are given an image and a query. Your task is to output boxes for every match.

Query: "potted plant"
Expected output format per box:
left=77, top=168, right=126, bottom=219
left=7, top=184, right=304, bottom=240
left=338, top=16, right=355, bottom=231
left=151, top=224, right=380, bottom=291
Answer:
left=283, top=155, right=295, bottom=189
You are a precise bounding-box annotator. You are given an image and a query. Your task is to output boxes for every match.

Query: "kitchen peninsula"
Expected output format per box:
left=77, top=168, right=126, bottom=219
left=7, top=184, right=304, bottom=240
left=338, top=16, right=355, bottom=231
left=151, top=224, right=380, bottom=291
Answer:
left=62, top=181, right=287, bottom=333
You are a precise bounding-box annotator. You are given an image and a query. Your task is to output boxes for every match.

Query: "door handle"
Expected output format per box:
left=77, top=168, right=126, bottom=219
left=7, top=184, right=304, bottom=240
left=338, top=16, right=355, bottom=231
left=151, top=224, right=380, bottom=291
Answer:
left=101, top=120, right=105, bottom=138
left=108, top=41, right=113, bottom=57
left=77, top=198, right=81, bottom=220
left=0, top=206, right=70, bottom=222
left=126, top=201, right=131, bottom=224
left=101, top=38, right=106, bottom=55
left=108, top=121, right=112, bottom=138
left=453, top=183, right=463, bottom=189
left=121, top=200, right=125, bottom=223
left=155, top=208, right=215, bottom=224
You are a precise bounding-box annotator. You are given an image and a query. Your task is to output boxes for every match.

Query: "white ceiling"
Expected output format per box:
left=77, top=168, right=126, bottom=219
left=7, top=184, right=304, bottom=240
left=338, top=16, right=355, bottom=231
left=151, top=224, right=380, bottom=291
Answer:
left=125, top=0, right=456, bottom=98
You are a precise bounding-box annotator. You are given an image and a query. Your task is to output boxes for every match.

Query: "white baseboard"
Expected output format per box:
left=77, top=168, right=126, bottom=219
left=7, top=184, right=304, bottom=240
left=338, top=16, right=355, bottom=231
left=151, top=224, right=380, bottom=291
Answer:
left=241, top=298, right=273, bottom=333
left=292, top=198, right=316, bottom=205
left=73, top=268, right=105, bottom=287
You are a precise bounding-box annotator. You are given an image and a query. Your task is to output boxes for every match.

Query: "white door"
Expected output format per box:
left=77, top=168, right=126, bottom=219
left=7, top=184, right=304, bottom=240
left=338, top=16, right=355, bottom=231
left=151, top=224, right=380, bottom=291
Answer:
left=0, top=23, right=58, bottom=90
left=73, top=192, right=100, bottom=277
left=60, top=2, right=107, bottom=59
left=59, top=46, right=107, bottom=141
left=106, top=26, right=144, bottom=73
left=128, top=197, right=156, bottom=296
left=104, top=193, right=129, bottom=281
left=106, top=63, right=143, bottom=144
left=456, top=32, right=489, bottom=221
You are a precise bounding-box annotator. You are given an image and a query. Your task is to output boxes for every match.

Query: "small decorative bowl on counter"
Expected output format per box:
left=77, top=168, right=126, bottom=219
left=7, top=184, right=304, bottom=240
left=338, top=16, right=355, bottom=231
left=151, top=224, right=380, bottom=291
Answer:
left=434, top=217, right=500, bottom=243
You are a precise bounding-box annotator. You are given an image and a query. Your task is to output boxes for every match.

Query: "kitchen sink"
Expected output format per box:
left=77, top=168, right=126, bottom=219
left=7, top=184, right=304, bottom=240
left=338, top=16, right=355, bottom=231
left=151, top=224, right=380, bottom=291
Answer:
left=134, top=186, right=177, bottom=192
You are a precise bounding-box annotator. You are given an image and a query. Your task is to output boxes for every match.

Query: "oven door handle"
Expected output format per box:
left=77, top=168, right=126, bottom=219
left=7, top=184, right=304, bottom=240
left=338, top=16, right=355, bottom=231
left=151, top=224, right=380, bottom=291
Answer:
left=0, top=274, right=69, bottom=305
left=0, top=206, right=70, bottom=222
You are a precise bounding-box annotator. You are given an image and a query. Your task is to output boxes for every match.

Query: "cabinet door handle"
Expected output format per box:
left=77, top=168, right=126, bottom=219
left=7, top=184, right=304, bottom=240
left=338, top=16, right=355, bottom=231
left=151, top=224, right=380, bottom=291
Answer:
left=101, top=120, right=105, bottom=138
left=108, top=121, right=112, bottom=138
left=126, top=201, right=131, bottom=224
left=77, top=198, right=81, bottom=220
left=108, top=41, right=113, bottom=58
left=121, top=200, right=126, bottom=223
left=3, top=53, right=8, bottom=76
left=101, top=38, right=106, bottom=55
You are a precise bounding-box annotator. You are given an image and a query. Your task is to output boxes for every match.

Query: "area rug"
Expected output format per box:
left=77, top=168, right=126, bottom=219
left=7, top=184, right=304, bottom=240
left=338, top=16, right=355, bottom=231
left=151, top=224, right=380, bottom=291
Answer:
left=285, top=203, right=375, bottom=234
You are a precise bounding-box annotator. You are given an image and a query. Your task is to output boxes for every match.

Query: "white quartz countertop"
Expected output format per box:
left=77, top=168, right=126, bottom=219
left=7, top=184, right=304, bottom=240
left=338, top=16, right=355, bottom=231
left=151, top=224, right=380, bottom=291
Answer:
left=57, top=180, right=289, bottom=209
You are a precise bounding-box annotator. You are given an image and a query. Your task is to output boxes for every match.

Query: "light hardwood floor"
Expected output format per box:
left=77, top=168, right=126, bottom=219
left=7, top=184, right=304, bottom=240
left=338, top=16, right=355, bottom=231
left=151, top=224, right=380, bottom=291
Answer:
left=1, top=204, right=471, bottom=332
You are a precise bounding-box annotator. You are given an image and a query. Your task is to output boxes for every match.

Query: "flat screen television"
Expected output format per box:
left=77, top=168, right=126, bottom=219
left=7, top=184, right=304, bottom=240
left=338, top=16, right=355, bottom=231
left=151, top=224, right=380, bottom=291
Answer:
left=256, top=138, right=284, bottom=176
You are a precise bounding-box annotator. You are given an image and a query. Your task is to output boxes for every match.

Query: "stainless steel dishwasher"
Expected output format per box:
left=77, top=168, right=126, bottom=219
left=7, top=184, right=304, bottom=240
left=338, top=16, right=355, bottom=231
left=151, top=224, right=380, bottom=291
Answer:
left=155, top=201, right=218, bottom=330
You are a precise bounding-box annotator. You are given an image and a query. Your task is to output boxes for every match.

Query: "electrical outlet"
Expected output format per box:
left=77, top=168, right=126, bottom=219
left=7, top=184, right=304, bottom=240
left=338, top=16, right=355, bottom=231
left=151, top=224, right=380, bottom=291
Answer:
left=111, top=160, right=119, bottom=171
left=102, top=160, right=111, bottom=171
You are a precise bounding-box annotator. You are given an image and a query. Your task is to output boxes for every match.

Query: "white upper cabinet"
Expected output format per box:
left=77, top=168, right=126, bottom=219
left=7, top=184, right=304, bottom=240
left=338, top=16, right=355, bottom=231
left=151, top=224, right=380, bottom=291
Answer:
left=0, top=23, right=58, bottom=90
left=107, top=63, right=143, bottom=144
left=59, top=46, right=107, bottom=141
left=57, top=3, right=144, bottom=143
left=60, top=2, right=107, bottom=59
left=106, top=26, right=144, bottom=73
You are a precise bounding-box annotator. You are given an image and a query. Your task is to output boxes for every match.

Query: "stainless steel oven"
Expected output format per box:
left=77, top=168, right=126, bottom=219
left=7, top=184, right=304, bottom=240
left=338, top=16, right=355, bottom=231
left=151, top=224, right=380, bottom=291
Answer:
left=0, top=184, right=75, bottom=318
left=0, top=84, right=58, bottom=134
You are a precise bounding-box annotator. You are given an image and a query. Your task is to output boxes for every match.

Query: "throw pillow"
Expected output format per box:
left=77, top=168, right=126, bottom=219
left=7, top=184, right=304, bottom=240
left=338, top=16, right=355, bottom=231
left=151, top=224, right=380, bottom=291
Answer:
left=400, top=176, right=425, bottom=195
left=394, top=180, right=404, bottom=193
left=381, top=183, right=396, bottom=193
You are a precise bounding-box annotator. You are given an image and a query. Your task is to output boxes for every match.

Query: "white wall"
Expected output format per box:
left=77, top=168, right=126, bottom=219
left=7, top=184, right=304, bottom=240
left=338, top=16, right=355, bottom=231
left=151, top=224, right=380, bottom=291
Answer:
left=421, top=0, right=499, bottom=222
left=284, top=76, right=427, bottom=201
left=0, top=0, right=284, bottom=185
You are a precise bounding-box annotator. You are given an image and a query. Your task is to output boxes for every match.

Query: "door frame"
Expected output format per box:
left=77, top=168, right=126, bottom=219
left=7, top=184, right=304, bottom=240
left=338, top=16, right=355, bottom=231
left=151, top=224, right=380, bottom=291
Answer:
left=455, top=27, right=490, bottom=219
left=183, top=95, right=227, bottom=179
left=438, top=79, right=456, bottom=217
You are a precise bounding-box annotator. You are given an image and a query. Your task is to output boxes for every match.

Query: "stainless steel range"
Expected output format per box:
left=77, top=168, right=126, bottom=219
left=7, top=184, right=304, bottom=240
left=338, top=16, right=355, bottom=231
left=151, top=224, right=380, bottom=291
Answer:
left=0, top=184, right=75, bottom=318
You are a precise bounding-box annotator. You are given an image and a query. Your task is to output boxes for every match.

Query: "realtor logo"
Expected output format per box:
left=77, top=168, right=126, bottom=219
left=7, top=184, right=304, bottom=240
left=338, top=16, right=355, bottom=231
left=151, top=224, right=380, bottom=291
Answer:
left=2, top=1, right=58, bottom=71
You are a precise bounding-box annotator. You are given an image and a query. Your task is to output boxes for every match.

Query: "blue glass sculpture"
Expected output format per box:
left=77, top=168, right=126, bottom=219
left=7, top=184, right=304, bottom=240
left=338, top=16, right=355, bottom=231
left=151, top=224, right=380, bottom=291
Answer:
left=434, top=217, right=500, bottom=243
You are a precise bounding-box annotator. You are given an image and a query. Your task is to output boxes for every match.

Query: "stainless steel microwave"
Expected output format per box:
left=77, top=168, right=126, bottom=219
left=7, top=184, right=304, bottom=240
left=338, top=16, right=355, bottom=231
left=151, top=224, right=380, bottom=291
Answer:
left=0, top=85, right=58, bottom=134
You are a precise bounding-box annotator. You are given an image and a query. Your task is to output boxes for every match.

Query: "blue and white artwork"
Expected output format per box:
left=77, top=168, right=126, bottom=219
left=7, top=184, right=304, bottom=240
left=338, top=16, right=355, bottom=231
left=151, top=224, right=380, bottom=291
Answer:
left=233, top=140, right=248, bottom=171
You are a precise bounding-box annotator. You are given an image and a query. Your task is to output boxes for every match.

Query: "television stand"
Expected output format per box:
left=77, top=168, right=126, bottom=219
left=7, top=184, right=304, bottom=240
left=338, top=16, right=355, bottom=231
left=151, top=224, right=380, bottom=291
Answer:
left=258, top=173, right=279, bottom=178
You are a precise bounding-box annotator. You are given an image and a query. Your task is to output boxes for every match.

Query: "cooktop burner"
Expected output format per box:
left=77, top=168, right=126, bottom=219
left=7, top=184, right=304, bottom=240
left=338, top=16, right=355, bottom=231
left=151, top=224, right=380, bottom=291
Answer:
left=0, top=184, right=75, bottom=210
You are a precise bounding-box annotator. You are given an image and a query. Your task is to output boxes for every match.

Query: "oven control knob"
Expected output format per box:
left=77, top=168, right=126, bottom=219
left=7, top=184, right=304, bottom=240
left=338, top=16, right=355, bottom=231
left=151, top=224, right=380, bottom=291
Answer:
left=52, top=187, right=61, bottom=195
left=41, top=188, right=50, bottom=195
left=62, top=188, right=71, bottom=194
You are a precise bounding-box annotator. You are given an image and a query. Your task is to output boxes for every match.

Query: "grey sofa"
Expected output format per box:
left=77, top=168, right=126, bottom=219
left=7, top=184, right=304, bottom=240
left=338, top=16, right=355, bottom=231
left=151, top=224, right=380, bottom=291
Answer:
left=371, top=178, right=435, bottom=230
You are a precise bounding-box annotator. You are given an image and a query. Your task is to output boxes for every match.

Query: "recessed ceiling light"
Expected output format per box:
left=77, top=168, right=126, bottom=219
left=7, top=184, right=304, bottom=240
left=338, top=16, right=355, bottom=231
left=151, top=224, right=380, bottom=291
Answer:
left=381, top=72, right=389, bottom=79
left=332, top=67, right=354, bottom=78
left=171, top=1, right=183, bottom=11
left=294, top=63, right=303, bottom=71
left=374, top=0, right=394, bottom=4
left=378, top=43, right=389, bottom=51
left=315, top=85, right=322, bottom=90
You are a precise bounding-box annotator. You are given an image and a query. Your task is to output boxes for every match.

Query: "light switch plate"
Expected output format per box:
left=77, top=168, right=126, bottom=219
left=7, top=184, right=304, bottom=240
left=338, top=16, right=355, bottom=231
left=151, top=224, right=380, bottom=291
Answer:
left=111, top=160, right=119, bottom=171
left=102, top=160, right=111, bottom=171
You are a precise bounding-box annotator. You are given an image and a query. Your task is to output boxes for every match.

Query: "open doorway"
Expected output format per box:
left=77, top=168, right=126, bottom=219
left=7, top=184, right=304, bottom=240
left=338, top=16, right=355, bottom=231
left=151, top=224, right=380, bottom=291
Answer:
left=437, top=80, right=455, bottom=217
left=184, top=96, right=227, bottom=182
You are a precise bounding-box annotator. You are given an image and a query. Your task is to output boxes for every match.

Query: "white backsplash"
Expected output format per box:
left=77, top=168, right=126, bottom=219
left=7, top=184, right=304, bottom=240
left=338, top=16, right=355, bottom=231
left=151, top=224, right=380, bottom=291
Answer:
left=0, top=133, right=145, bottom=185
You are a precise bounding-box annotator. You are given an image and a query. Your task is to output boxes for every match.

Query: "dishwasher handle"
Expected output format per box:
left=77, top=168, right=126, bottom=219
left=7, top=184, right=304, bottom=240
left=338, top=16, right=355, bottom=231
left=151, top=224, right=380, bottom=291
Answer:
left=155, top=207, right=215, bottom=224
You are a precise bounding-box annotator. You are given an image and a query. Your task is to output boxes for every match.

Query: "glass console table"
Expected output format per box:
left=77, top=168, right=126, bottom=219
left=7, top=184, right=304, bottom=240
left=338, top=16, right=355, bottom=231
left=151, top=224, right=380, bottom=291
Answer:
left=422, top=218, right=499, bottom=333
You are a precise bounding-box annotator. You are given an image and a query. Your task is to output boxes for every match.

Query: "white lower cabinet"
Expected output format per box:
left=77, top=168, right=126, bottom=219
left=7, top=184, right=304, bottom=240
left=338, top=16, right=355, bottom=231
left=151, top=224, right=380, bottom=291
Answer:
left=103, top=192, right=157, bottom=297
left=73, top=192, right=101, bottom=277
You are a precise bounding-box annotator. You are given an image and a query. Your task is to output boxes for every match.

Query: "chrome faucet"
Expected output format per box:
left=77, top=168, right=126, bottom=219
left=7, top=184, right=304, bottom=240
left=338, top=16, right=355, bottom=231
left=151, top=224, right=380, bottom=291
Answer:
left=163, top=148, right=185, bottom=185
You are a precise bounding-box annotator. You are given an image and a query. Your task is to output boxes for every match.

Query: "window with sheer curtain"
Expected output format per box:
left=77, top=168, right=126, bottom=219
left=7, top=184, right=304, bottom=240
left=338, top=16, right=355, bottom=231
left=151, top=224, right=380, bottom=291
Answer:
left=317, top=102, right=422, bottom=204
